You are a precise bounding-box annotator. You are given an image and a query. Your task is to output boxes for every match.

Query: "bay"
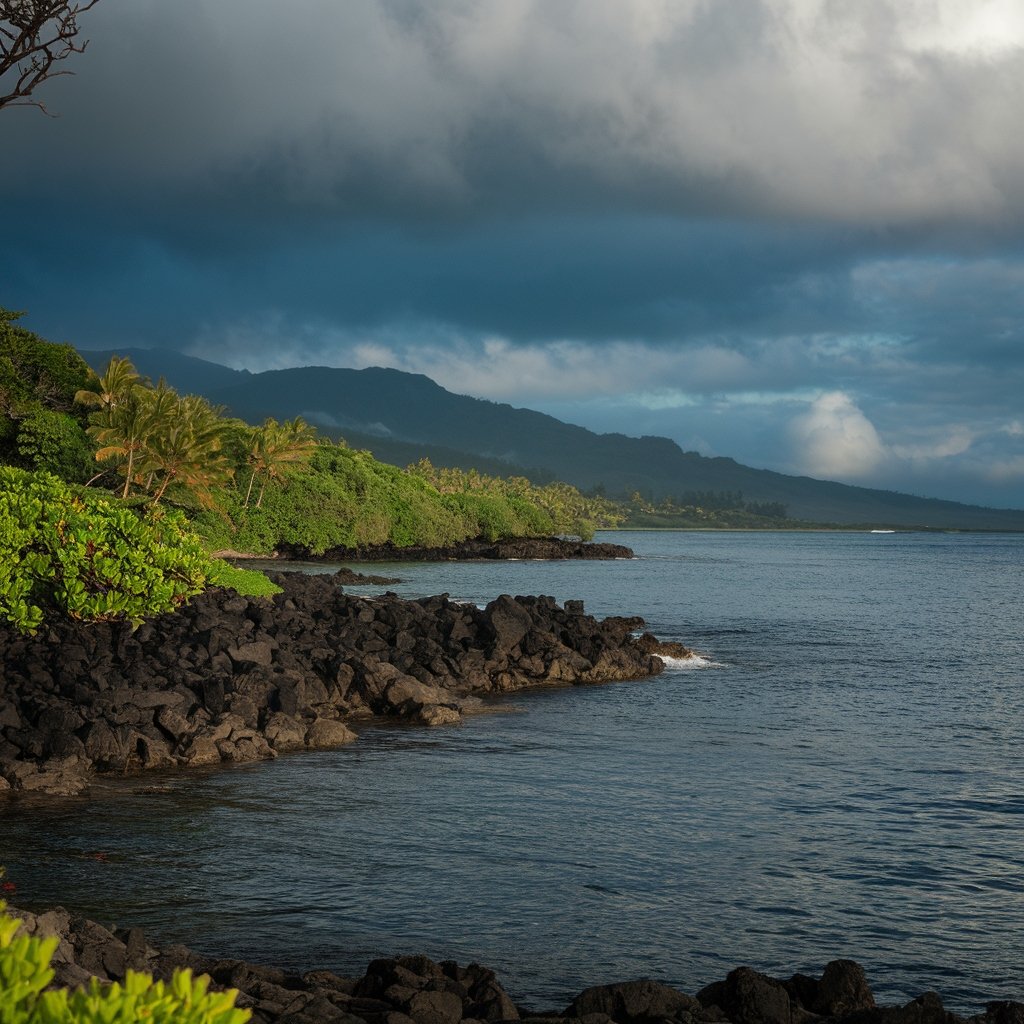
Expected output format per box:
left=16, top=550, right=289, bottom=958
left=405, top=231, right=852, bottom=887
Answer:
left=3, top=530, right=1023, bottom=1011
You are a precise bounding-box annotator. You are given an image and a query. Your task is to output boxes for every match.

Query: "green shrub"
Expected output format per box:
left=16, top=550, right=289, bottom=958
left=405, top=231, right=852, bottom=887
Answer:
left=205, top=560, right=282, bottom=598
left=0, top=901, right=249, bottom=1024
left=197, top=445, right=477, bottom=555
left=0, top=468, right=211, bottom=634
left=13, top=408, right=96, bottom=483
left=0, top=310, right=95, bottom=414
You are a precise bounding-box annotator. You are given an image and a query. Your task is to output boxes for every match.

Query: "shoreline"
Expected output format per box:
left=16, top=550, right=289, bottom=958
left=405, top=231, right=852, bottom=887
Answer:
left=9, top=901, right=1020, bottom=1024
left=270, top=536, right=637, bottom=562
left=0, top=570, right=686, bottom=798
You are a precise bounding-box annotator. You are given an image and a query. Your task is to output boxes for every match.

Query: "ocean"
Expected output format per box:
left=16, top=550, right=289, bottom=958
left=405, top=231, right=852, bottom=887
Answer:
left=3, top=530, right=1023, bottom=1011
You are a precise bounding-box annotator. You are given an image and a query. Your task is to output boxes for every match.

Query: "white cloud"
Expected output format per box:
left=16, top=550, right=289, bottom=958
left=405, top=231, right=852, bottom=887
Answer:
left=788, top=391, right=890, bottom=478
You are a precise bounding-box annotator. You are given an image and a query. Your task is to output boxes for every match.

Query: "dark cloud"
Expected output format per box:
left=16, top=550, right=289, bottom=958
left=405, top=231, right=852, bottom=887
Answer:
left=2, top=0, right=1023, bottom=506
left=7, top=1, right=1024, bottom=224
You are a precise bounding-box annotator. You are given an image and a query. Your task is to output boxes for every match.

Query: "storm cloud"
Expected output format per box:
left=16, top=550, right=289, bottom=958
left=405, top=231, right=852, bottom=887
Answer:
left=2, top=0, right=1023, bottom=505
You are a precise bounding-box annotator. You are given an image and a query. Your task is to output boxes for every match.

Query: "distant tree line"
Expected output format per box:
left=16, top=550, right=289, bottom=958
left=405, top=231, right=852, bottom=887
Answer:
left=621, top=487, right=789, bottom=520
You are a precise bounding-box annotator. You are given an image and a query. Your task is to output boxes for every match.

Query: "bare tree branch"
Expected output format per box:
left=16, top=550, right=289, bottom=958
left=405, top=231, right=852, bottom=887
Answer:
left=0, top=1, right=101, bottom=114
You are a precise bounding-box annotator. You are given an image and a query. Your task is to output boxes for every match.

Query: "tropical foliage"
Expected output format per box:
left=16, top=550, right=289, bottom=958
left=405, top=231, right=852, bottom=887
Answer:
left=0, top=318, right=633, bottom=576
left=0, top=467, right=215, bottom=633
left=241, top=417, right=317, bottom=508
left=407, top=460, right=625, bottom=542
left=0, top=310, right=95, bottom=482
left=205, top=559, right=282, bottom=598
left=191, top=447, right=623, bottom=555
left=0, top=899, right=249, bottom=1024
left=12, top=406, right=95, bottom=482
left=621, top=490, right=793, bottom=529
left=77, top=364, right=233, bottom=507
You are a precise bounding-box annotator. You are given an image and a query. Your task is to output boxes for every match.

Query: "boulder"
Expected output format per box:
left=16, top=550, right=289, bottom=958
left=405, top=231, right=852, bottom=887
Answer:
left=813, top=960, right=875, bottom=1016
left=568, top=979, right=700, bottom=1023
left=406, top=990, right=465, bottom=1024
left=486, top=596, right=534, bottom=649
left=383, top=677, right=452, bottom=714
left=698, top=968, right=792, bottom=1024
left=453, top=963, right=520, bottom=1022
left=82, top=721, right=134, bottom=770
left=305, top=718, right=357, bottom=749
left=891, top=993, right=960, bottom=1024
left=14, top=766, right=90, bottom=796
left=228, top=641, right=275, bottom=668
left=179, top=734, right=221, bottom=766
left=264, top=713, right=308, bottom=750
left=970, top=1003, right=1024, bottom=1024
left=415, top=705, right=462, bottom=727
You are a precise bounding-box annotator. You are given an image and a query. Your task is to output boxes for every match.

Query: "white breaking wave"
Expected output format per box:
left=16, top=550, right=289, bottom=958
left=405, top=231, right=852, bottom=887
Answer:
left=659, top=653, right=721, bottom=670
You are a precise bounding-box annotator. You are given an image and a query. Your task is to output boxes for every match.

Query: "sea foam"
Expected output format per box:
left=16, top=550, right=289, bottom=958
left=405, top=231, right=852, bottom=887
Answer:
left=659, top=653, right=719, bottom=670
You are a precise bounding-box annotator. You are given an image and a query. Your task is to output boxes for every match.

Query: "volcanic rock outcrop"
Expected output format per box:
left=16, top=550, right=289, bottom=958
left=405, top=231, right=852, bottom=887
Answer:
left=0, top=571, right=676, bottom=796
left=275, top=536, right=635, bottom=562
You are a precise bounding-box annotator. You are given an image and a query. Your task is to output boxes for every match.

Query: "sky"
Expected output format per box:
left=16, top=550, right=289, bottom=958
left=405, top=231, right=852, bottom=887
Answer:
left=3, top=0, right=1023, bottom=508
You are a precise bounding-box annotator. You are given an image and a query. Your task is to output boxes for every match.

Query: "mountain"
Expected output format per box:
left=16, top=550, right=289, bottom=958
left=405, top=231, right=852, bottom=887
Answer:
left=82, top=348, right=1024, bottom=529
left=84, top=348, right=252, bottom=395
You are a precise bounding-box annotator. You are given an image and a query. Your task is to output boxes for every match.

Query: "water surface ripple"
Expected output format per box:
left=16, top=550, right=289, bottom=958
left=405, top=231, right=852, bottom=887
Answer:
left=3, top=531, right=1023, bottom=1011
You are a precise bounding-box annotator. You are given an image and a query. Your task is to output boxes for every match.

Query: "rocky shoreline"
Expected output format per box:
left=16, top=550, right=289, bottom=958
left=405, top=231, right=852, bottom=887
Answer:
left=273, top=536, right=636, bottom=562
left=0, top=570, right=680, bottom=797
left=9, top=902, right=1021, bottom=1024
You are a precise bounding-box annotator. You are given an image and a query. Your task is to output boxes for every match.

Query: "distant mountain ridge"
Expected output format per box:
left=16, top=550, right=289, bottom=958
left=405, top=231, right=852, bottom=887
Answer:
left=82, top=348, right=1024, bottom=530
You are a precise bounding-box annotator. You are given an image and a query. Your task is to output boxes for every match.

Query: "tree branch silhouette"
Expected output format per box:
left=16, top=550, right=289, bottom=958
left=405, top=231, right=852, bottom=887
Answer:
left=0, top=1, right=101, bottom=114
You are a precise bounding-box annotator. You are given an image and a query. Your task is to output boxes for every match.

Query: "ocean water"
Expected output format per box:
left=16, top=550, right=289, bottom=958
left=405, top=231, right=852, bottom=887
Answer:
left=3, top=530, right=1023, bottom=1012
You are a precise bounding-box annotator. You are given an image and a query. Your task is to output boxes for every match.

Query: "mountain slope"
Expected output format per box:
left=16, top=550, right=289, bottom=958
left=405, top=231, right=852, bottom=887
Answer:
left=84, top=348, right=251, bottom=395
left=81, top=349, right=1024, bottom=529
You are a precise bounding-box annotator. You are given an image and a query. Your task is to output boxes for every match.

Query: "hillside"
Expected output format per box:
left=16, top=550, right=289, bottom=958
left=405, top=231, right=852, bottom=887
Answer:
left=83, top=349, right=1024, bottom=530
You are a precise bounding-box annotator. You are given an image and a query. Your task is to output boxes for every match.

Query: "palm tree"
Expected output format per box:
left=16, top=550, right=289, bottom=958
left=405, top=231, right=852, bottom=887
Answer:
left=146, top=393, right=233, bottom=507
left=87, top=386, right=152, bottom=498
left=243, top=417, right=318, bottom=508
left=75, top=355, right=140, bottom=416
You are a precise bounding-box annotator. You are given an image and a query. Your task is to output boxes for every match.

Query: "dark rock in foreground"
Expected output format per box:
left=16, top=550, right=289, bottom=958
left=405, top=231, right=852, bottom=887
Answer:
left=11, top=904, right=1020, bottom=1024
left=275, top=536, right=635, bottom=562
left=0, top=571, right=679, bottom=796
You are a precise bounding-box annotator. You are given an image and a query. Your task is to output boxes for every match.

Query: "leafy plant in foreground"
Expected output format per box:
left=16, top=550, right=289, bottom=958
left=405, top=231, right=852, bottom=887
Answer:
left=0, top=900, right=249, bottom=1024
left=0, top=467, right=212, bottom=633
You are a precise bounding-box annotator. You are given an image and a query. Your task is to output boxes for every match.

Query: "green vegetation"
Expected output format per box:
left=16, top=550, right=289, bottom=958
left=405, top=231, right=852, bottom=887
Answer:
left=75, top=356, right=234, bottom=507
left=620, top=490, right=797, bottom=529
left=0, top=468, right=278, bottom=634
left=0, top=467, right=212, bottom=633
left=240, top=416, right=318, bottom=508
left=0, top=309, right=95, bottom=483
left=408, top=461, right=625, bottom=543
left=193, top=449, right=620, bottom=555
left=0, top=312, right=827, bottom=565
left=205, top=559, right=282, bottom=597
left=0, top=900, right=249, bottom=1024
left=0, top=311, right=625, bottom=632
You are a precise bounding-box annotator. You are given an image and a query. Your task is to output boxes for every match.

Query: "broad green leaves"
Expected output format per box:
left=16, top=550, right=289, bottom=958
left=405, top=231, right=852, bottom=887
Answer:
left=0, top=468, right=212, bottom=633
left=0, top=902, right=250, bottom=1024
